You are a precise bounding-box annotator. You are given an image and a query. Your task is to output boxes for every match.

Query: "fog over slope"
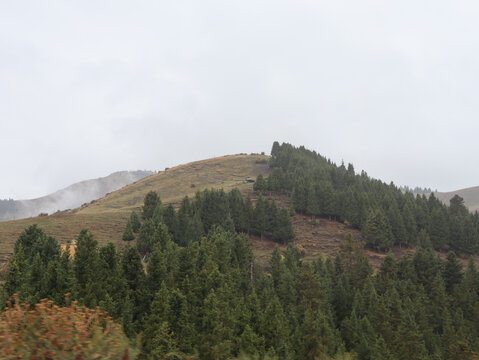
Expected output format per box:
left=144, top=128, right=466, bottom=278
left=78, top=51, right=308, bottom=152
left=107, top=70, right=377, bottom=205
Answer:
left=0, top=170, right=154, bottom=221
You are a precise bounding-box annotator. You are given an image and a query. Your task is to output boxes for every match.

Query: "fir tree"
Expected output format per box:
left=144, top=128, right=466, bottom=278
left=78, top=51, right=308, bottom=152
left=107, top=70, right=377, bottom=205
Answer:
left=362, top=209, right=393, bottom=251
left=142, top=191, right=161, bottom=220
left=129, top=211, right=141, bottom=233
left=122, top=221, right=135, bottom=241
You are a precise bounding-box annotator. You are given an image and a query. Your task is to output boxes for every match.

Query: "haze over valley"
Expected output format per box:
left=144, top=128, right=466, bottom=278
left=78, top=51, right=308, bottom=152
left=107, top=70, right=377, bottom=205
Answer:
left=0, top=170, right=153, bottom=221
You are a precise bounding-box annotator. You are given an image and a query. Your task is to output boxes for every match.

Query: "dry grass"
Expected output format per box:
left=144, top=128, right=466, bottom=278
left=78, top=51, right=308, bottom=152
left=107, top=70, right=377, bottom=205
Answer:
left=0, top=154, right=270, bottom=266
left=1, top=153, right=476, bottom=273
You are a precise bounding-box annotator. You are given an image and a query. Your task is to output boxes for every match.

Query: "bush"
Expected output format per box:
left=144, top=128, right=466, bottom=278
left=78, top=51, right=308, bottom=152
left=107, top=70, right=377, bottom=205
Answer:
left=0, top=294, right=130, bottom=359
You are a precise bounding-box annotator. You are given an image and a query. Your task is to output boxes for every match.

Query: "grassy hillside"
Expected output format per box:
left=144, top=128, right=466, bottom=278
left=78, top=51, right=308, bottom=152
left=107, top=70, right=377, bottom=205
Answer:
left=1, top=152, right=473, bottom=273
left=0, top=154, right=270, bottom=264
left=435, top=186, right=479, bottom=212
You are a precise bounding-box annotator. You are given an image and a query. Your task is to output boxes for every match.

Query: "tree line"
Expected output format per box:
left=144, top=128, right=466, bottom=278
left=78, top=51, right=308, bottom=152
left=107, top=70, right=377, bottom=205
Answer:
left=258, top=142, right=479, bottom=254
left=123, top=188, right=294, bottom=252
left=2, top=222, right=479, bottom=359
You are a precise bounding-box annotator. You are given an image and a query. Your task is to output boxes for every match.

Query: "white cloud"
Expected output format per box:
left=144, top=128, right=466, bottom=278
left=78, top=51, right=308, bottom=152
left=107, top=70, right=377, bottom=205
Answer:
left=2, top=0, right=479, bottom=198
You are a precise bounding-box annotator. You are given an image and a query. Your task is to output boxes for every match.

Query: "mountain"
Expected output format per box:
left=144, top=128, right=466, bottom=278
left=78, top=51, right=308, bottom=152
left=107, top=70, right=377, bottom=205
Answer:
left=0, top=154, right=270, bottom=264
left=1, top=147, right=476, bottom=272
left=434, top=186, right=479, bottom=212
left=0, top=170, right=154, bottom=221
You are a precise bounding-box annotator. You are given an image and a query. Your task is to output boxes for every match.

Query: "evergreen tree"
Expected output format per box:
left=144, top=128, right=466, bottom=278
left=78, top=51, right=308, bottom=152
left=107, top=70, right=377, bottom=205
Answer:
left=362, top=209, right=393, bottom=251
left=129, top=211, right=141, bottom=233
left=73, top=230, right=104, bottom=307
left=450, top=195, right=467, bottom=217
left=163, top=203, right=178, bottom=240
left=137, top=219, right=155, bottom=257
left=228, top=188, right=247, bottom=232
left=122, top=221, right=135, bottom=241
left=387, top=200, right=407, bottom=247
left=253, top=195, right=267, bottom=239
left=443, top=251, right=463, bottom=294
left=253, top=174, right=266, bottom=192
left=429, top=208, right=449, bottom=249
left=273, top=207, right=295, bottom=244
left=142, top=191, right=161, bottom=220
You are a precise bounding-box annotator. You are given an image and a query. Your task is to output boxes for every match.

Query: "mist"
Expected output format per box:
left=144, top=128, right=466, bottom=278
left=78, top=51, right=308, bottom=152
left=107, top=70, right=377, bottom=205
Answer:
left=2, top=1, right=479, bottom=198
left=0, top=171, right=153, bottom=221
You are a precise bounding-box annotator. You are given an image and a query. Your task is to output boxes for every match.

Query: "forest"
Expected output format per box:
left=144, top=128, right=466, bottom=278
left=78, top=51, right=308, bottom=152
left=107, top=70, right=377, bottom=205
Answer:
left=261, top=142, right=479, bottom=254
left=1, top=142, right=479, bottom=359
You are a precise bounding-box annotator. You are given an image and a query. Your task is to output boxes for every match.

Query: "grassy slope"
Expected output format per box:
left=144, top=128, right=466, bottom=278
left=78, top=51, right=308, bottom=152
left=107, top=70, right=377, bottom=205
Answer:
left=0, top=154, right=270, bottom=264
left=1, top=153, right=473, bottom=272
left=435, top=186, right=479, bottom=212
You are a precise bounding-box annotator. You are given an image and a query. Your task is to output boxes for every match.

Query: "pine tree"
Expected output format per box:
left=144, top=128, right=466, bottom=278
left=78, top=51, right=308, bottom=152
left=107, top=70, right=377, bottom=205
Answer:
left=142, top=191, right=161, bottom=220
left=239, top=324, right=261, bottom=357
left=387, top=200, right=407, bottom=247
left=153, top=222, right=171, bottom=251
left=129, top=211, right=141, bottom=233
left=137, top=219, right=155, bottom=256
left=253, top=195, right=267, bottom=239
left=307, top=184, right=321, bottom=216
left=443, top=251, right=463, bottom=294
left=228, top=188, right=246, bottom=231
left=393, top=311, right=428, bottom=360
left=122, top=221, right=135, bottom=241
left=163, top=203, right=178, bottom=240
left=73, top=230, right=104, bottom=307
left=3, top=244, right=27, bottom=297
left=261, top=295, right=291, bottom=358
left=429, top=208, right=449, bottom=249
left=265, top=200, right=279, bottom=235
left=254, top=174, right=267, bottom=192
left=450, top=194, right=467, bottom=217
left=273, top=207, right=295, bottom=244
left=362, top=209, right=393, bottom=251
left=292, top=177, right=308, bottom=213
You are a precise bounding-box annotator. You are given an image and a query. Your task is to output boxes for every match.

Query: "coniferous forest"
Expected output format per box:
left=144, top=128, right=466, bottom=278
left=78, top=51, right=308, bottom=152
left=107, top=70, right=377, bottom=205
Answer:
left=1, top=142, right=479, bottom=359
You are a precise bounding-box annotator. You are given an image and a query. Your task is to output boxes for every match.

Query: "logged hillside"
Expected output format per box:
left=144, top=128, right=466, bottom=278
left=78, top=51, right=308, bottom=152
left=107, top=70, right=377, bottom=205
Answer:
left=0, top=170, right=154, bottom=221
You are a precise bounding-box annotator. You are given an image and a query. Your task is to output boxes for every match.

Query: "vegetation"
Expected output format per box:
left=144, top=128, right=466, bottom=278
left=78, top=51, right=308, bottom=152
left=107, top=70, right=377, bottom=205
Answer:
left=2, top=142, right=479, bottom=358
left=0, top=295, right=130, bottom=359
left=263, top=141, right=479, bottom=254
left=0, top=154, right=270, bottom=264
left=1, top=187, right=479, bottom=358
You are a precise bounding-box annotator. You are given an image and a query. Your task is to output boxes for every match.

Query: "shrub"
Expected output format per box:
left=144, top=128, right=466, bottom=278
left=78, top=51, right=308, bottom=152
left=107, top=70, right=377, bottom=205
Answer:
left=0, top=294, right=130, bottom=359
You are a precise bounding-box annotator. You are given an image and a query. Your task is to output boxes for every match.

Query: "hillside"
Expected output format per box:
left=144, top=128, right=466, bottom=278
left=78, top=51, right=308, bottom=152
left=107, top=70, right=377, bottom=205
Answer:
left=0, top=154, right=271, bottom=265
left=1, top=149, right=475, bottom=274
left=435, top=186, right=479, bottom=212
left=0, top=170, right=154, bottom=221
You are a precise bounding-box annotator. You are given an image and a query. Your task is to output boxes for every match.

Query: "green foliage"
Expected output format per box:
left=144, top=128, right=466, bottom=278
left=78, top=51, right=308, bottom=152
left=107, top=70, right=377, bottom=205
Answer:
left=142, top=191, right=161, bottom=220
left=363, top=209, right=393, bottom=251
left=122, top=221, right=135, bottom=241
left=253, top=174, right=266, bottom=192
left=265, top=142, right=479, bottom=255
left=5, top=220, right=479, bottom=359
left=6, top=142, right=479, bottom=358
left=273, top=207, right=295, bottom=243
left=129, top=210, right=141, bottom=233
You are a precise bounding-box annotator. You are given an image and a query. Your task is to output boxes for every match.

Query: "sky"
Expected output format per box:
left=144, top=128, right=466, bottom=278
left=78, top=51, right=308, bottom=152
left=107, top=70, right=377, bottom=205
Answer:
left=1, top=1, right=479, bottom=199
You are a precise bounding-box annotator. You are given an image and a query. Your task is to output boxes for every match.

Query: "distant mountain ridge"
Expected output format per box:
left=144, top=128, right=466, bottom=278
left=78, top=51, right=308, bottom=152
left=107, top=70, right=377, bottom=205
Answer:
left=0, top=170, right=154, bottom=221
left=434, top=185, right=479, bottom=213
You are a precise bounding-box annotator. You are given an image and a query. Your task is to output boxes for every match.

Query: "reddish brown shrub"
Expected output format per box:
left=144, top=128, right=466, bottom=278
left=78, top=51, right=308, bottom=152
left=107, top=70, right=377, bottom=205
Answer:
left=0, top=294, right=130, bottom=359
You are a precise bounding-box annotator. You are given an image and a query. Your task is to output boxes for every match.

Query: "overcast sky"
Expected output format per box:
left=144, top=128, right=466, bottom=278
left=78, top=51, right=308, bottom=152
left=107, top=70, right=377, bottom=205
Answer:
left=1, top=1, right=479, bottom=199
